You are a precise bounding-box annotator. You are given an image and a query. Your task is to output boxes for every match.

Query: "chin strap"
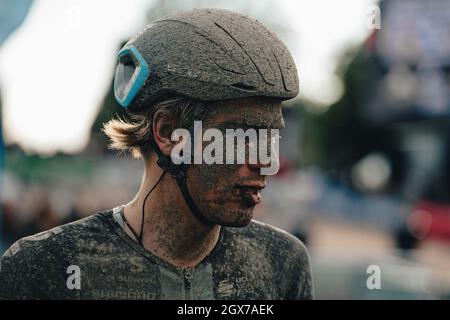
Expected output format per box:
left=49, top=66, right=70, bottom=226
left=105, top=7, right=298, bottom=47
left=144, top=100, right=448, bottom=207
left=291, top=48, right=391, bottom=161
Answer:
left=155, top=152, right=213, bottom=226
left=151, top=107, right=212, bottom=226
left=136, top=149, right=213, bottom=246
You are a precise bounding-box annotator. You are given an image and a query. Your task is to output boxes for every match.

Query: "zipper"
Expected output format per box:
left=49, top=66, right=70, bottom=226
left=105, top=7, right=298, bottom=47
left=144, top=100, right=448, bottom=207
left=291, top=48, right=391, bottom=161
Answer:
left=182, top=268, right=193, bottom=299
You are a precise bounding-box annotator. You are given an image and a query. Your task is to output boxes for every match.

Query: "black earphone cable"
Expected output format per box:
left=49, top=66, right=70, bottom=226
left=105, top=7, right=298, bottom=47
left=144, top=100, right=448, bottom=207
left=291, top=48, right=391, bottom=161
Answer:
left=137, top=170, right=166, bottom=245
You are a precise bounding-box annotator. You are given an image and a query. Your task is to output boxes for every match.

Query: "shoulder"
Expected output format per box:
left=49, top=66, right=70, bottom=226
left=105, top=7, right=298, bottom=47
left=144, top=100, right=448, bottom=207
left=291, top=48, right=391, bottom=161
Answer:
left=223, top=220, right=314, bottom=299
left=246, top=220, right=314, bottom=299
left=3, top=210, right=112, bottom=259
left=227, top=219, right=309, bottom=258
left=0, top=210, right=114, bottom=299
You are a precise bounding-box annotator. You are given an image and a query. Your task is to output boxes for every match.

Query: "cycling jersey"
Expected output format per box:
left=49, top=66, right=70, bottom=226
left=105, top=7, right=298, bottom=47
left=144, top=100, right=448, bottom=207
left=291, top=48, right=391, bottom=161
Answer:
left=0, top=206, right=313, bottom=299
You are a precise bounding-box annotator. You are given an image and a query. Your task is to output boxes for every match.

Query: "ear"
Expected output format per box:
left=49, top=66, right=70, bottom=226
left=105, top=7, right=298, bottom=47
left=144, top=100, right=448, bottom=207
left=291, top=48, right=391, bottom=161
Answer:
left=152, top=110, right=177, bottom=157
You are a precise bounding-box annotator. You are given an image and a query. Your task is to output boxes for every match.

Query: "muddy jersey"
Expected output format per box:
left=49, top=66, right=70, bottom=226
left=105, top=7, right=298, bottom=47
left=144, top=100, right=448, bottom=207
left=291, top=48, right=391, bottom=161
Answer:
left=0, top=206, right=314, bottom=300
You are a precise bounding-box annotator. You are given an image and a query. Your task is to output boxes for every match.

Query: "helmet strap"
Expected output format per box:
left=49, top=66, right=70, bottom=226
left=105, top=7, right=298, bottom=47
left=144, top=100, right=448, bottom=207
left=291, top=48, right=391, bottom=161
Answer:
left=153, top=148, right=214, bottom=226
left=142, top=107, right=213, bottom=233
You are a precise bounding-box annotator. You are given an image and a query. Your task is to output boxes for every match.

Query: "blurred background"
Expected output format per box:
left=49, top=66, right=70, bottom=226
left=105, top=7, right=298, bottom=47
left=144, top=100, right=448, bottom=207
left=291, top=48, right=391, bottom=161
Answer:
left=1, top=0, right=450, bottom=299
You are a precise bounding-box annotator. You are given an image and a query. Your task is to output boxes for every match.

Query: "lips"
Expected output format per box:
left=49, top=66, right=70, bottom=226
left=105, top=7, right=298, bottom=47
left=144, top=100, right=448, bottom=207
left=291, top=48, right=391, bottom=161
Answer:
left=236, top=182, right=265, bottom=207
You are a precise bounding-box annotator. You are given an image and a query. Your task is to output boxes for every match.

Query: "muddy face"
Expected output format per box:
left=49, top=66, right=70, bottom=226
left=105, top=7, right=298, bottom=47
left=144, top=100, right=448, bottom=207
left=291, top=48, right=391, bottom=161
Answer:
left=185, top=97, right=284, bottom=227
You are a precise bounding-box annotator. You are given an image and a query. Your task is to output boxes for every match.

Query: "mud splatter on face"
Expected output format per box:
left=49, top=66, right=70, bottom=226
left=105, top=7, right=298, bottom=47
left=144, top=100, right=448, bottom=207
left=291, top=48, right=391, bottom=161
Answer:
left=186, top=97, right=284, bottom=227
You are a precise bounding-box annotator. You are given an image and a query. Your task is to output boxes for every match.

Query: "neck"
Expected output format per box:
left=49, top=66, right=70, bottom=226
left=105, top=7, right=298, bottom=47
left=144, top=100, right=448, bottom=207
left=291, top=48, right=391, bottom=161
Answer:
left=123, top=165, right=221, bottom=268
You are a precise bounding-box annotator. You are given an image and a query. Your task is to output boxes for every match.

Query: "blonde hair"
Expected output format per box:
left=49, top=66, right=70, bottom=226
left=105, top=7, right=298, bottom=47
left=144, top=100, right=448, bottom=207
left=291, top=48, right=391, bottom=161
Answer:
left=102, top=95, right=210, bottom=161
